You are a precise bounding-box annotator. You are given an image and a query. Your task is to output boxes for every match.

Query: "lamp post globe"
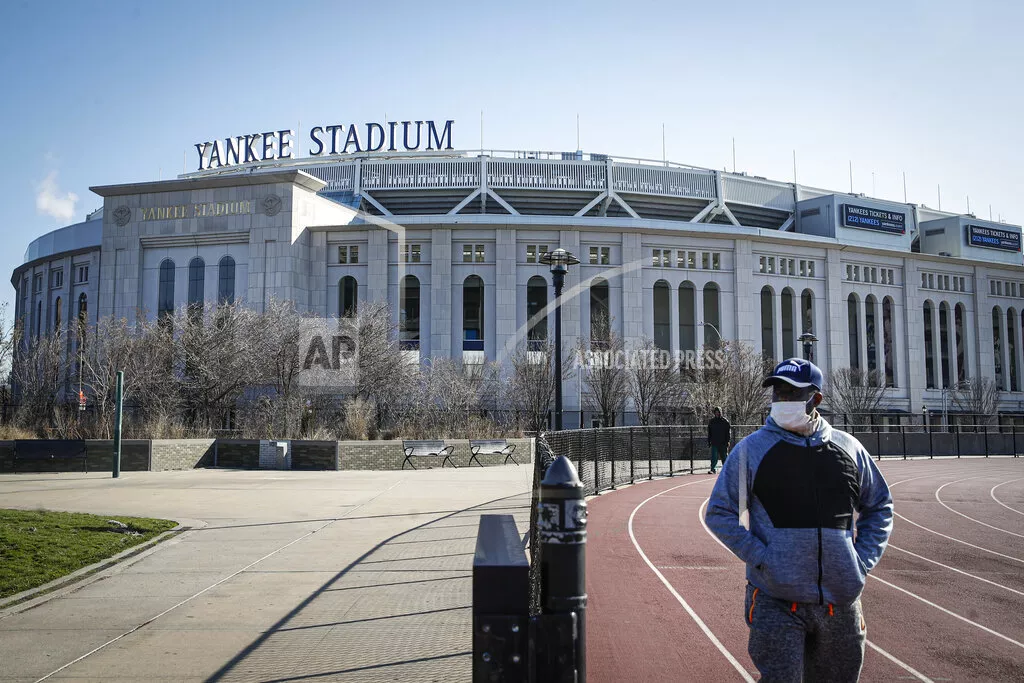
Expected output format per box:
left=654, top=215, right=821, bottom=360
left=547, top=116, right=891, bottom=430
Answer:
left=798, top=331, right=819, bottom=361
left=539, top=248, right=580, bottom=431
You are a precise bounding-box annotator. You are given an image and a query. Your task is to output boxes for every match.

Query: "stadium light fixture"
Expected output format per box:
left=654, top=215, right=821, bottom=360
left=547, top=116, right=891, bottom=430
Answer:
left=540, top=249, right=580, bottom=431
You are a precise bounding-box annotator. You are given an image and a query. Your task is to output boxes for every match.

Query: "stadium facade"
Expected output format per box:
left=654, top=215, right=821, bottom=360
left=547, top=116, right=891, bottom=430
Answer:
left=12, top=130, right=1024, bottom=424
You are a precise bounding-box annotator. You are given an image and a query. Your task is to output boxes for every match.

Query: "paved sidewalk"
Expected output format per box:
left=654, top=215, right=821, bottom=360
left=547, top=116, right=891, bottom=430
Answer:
left=0, top=466, right=533, bottom=682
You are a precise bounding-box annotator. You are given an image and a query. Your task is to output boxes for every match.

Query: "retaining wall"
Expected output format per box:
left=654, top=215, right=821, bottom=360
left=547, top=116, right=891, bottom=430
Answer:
left=151, top=439, right=216, bottom=471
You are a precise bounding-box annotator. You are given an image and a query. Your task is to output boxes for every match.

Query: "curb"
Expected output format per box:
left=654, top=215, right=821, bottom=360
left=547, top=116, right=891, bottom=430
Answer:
left=0, top=517, right=208, bottom=616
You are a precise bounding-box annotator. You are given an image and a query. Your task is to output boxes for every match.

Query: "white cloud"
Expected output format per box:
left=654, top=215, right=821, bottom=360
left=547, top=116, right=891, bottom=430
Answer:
left=35, top=171, right=78, bottom=222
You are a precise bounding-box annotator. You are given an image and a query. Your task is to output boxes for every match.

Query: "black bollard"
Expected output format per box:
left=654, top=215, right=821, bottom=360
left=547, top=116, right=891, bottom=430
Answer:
left=537, top=455, right=587, bottom=682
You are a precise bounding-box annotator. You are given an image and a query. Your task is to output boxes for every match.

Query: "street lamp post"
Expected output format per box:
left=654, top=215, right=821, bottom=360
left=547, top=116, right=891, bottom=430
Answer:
left=540, top=248, right=580, bottom=431
left=697, top=321, right=722, bottom=348
left=798, top=331, right=818, bottom=361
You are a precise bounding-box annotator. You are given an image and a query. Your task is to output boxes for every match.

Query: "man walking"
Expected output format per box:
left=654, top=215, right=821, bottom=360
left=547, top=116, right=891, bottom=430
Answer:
left=705, top=358, right=893, bottom=682
left=707, top=406, right=731, bottom=474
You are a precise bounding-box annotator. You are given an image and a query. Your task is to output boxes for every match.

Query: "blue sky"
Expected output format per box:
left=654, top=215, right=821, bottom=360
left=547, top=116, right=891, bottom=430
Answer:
left=2, top=0, right=1021, bottom=310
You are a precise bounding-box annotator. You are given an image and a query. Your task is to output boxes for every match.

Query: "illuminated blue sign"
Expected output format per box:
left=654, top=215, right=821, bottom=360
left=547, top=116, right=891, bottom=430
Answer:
left=841, top=204, right=906, bottom=234
left=966, top=224, right=1021, bottom=252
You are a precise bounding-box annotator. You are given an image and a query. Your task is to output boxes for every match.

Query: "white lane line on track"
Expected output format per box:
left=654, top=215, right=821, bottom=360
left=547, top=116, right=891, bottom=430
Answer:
left=991, top=478, right=1024, bottom=516
left=628, top=479, right=755, bottom=682
left=894, top=509, right=1024, bottom=565
left=886, top=544, right=1024, bottom=597
left=865, top=642, right=936, bottom=683
left=696, top=499, right=934, bottom=683
left=935, top=477, right=1024, bottom=539
left=869, top=574, right=1024, bottom=650
left=32, top=479, right=409, bottom=683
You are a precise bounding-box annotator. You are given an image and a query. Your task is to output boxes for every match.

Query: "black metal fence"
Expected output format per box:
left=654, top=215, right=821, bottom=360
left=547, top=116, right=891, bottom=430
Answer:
left=542, top=423, right=1024, bottom=498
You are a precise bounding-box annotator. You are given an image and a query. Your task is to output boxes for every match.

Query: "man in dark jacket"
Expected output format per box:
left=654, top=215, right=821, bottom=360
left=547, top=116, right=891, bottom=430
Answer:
left=707, top=407, right=731, bottom=474
left=705, top=358, right=893, bottom=682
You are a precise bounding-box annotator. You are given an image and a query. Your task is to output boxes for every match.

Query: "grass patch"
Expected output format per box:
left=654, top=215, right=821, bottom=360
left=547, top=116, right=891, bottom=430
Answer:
left=0, top=509, right=178, bottom=599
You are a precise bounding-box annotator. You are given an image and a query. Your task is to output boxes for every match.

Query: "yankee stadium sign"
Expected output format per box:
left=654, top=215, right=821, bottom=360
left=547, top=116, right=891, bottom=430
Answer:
left=193, top=120, right=454, bottom=171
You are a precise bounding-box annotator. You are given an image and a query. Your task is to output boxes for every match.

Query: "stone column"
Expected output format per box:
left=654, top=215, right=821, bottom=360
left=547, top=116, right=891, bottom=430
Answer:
left=773, top=290, right=783, bottom=361
left=859, top=296, right=869, bottom=375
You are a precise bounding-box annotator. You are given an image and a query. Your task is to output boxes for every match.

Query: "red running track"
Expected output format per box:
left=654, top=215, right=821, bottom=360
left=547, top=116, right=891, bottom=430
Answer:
left=586, top=457, right=1024, bottom=682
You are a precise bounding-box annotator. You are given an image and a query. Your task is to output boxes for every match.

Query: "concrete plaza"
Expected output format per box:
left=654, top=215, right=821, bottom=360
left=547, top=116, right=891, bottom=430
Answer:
left=0, top=466, right=533, bottom=682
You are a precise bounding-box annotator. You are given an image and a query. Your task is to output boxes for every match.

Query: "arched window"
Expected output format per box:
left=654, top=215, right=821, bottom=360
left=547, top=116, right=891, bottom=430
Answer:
left=590, top=278, right=610, bottom=348
left=400, top=275, right=420, bottom=349
left=924, top=301, right=936, bottom=388
left=992, top=307, right=1004, bottom=390
left=526, top=276, right=548, bottom=347
left=158, top=259, right=175, bottom=323
left=865, top=295, right=878, bottom=379
left=954, top=303, right=966, bottom=383
left=703, top=283, right=721, bottom=349
left=653, top=280, right=670, bottom=351
left=939, top=303, right=951, bottom=389
left=848, top=294, right=860, bottom=369
left=781, top=288, right=795, bottom=359
left=218, top=256, right=235, bottom=305
left=53, top=297, right=62, bottom=333
left=463, top=275, right=484, bottom=350
left=679, top=282, right=695, bottom=353
left=187, top=257, right=205, bottom=314
left=883, top=297, right=896, bottom=387
left=1008, top=309, right=1019, bottom=391
left=761, top=287, right=775, bottom=359
left=339, top=276, right=357, bottom=317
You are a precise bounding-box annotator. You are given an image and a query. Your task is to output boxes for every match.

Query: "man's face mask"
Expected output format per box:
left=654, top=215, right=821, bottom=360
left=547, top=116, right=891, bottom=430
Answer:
left=769, top=385, right=818, bottom=433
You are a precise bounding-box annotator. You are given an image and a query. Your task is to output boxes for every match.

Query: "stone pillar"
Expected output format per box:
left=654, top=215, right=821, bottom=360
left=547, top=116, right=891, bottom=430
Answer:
left=859, top=296, right=869, bottom=375
left=694, top=285, right=705, bottom=350
left=431, top=228, right=453, bottom=361
left=669, top=284, right=679, bottom=360
left=1001, top=309, right=1012, bottom=392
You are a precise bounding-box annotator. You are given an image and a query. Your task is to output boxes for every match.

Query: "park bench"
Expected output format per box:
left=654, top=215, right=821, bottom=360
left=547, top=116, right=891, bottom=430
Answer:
left=402, top=440, right=456, bottom=470
left=469, top=439, right=518, bottom=467
left=13, top=439, right=88, bottom=473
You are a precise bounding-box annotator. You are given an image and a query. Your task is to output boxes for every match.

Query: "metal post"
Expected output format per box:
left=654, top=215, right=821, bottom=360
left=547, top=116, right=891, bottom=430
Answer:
left=901, top=424, right=906, bottom=460
left=689, top=426, right=694, bottom=473
left=113, top=370, right=123, bottom=478
left=538, top=456, right=587, bottom=682
left=592, top=430, right=599, bottom=493
left=553, top=271, right=564, bottom=432
left=648, top=428, right=653, bottom=480
left=629, top=428, right=635, bottom=484
left=668, top=428, right=674, bottom=476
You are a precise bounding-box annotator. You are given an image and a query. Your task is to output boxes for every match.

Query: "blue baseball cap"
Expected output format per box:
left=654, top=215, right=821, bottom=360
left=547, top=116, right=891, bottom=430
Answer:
left=762, top=358, right=823, bottom=390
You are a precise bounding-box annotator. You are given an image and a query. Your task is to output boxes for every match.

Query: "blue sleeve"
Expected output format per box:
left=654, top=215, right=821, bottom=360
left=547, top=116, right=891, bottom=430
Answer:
left=853, top=450, right=893, bottom=572
left=704, top=440, right=768, bottom=567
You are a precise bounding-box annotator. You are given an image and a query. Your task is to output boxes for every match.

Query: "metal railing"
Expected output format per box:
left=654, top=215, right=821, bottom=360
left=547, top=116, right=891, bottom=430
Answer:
left=541, top=422, right=1024, bottom=498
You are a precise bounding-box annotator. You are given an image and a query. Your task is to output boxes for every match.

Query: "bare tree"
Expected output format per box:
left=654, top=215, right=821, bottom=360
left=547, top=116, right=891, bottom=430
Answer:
left=349, top=301, right=416, bottom=433
left=628, top=339, right=682, bottom=426
left=82, top=315, right=176, bottom=438
left=684, top=342, right=772, bottom=429
left=11, top=328, right=69, bottom=435
left=577, top=319, right=628, bottom=427
left=175, top=302, right=266, bottom=434
left=825, top=367, right=886, bottom=428
left=506, top=340, right=565, bottom=433
left=951, top=377, right=1000, bottom=430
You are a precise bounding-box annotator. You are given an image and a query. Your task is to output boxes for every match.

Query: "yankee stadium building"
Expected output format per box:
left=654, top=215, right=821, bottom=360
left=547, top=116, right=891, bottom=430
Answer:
left=12, top=120, right=1024, bottom=423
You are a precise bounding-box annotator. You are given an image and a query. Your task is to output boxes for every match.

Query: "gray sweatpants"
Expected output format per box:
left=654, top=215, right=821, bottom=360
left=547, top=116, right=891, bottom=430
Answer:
left=744, top=583, right=866, bottom=682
